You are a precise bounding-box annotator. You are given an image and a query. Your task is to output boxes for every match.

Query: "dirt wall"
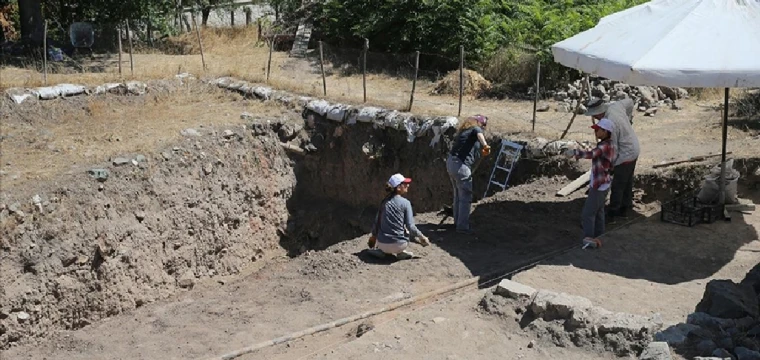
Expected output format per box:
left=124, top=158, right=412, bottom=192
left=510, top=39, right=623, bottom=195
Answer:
left=0, top=127, right=295, bottom=349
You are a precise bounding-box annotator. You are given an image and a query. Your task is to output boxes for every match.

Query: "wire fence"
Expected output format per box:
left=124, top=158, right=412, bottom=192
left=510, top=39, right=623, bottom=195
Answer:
left=3, top=16, right=759, bottom=141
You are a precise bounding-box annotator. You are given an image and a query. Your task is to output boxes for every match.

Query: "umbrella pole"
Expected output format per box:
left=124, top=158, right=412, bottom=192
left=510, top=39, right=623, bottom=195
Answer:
left=718, top=88, right=729, bottom=205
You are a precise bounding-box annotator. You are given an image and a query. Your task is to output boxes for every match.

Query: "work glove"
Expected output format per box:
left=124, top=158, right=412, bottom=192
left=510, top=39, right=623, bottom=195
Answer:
left=563, top=148, right=576, bottom=158
left=481, top=145, right=491, bottom=157
left=418, top=234, right=431, bottom=247
left=367, top=235, right=377, bottom=249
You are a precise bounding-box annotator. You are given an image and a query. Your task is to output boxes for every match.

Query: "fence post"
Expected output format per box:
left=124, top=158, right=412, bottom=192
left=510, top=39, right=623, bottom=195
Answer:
left=319, top=41, right=327, bottom=96
left=192, top=12, right=207, bottom=71
left=230, top=9, right=235, bottom=27
left=245, top=8, right=252, bottom=26
left=409, top=51, right=420, bottom=112
left=532, top=61, right=541, bottom=132
left=126, top=20, right=134, bottom=76
left=117, top=25, right=123, bottom=76
left=42, top=20, right=48, bottom=85
left=257, top=19, right=262, bottom=42
left=147, top=17, right=154, bottom=47
left=458, top=45, right=464, bottom=117
left=266, top=35, right=275, bottom=83
left=362, top=38, right=368, bottom=103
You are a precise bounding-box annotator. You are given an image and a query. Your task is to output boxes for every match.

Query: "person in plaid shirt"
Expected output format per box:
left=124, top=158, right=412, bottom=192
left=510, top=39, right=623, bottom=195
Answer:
left=565, top=118, right=616, bottom=246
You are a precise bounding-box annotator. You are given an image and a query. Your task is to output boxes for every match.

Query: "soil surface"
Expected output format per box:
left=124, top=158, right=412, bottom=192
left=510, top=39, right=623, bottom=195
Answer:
left=2, top=76, right=760, bottom=359
left=3, top=175, right=759, bottom=359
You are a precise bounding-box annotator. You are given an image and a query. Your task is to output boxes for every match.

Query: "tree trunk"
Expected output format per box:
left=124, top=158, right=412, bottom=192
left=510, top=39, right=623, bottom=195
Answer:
left=18, top=0, right=44, bottom=44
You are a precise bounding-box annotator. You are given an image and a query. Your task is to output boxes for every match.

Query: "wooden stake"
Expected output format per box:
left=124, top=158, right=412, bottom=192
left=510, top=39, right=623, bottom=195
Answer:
left=192, top=13, right=207, bottom=71
left=560, top=74, right=589, bottom=140
left=266, top=35, right=275, bottom=83
left=126, top=21, right=134, bottom=76
left=319, top=41, right=326, bottom=96
left=117, top=25, right=123, bottom=76
left=532, top=61, right=541, bottom=132
left=458, top=45, right=464, bottom=117
left=42, top=21, right=48, bottom=85
left=362, top=38, right=368, bottom=103
left=652, top=152, right=733, bottom=169
left=409, top=51, right=420, bottom=111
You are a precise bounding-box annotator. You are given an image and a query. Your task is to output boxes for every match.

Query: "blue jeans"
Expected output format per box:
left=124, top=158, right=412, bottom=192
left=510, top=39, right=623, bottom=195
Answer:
left=446, top=155, right=473, bottom=231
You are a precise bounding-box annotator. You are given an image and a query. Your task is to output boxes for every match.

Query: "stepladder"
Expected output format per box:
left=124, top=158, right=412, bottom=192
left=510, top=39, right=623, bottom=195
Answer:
left=483, top=139, right=523, bottom=198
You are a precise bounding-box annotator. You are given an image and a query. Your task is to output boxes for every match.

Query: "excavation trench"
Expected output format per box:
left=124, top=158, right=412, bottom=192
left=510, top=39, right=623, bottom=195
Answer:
left=1, top=96, right=759, bottom=351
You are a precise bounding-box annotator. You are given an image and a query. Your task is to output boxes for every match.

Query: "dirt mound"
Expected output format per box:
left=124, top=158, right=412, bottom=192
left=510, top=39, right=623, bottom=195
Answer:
left=430, top=69, right=492, bottom=96
left=0, top=123, right=296, bottom=349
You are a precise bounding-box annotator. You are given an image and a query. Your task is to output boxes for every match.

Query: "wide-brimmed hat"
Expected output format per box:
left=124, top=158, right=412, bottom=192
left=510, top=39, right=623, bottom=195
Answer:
left=583, top=97, right=609, bottom=116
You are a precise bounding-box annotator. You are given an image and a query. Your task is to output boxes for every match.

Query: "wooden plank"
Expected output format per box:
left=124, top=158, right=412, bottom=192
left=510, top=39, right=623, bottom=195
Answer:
left=556, top=170, right=591, bottom=197
left=725, top=199, right=756, bottom=213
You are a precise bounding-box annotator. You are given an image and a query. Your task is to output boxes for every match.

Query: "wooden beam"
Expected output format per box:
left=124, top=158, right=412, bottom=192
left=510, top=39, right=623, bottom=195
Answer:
left=556, top=170, right=591, bottom=197
left=652, top=152, right=732, bottom=169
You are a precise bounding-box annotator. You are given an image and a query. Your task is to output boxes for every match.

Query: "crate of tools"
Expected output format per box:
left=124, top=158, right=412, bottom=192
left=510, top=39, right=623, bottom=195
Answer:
left=660, top=190, right=723, bottom=227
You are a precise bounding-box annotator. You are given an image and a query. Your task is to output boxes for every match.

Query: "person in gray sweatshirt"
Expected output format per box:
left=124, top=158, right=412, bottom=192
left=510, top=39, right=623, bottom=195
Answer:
left=368, top=173, right=430, bottom=260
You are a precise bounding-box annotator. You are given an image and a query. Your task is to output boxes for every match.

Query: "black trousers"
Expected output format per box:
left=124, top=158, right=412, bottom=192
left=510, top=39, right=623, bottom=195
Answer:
left=608, top=159, right=637, bottom=216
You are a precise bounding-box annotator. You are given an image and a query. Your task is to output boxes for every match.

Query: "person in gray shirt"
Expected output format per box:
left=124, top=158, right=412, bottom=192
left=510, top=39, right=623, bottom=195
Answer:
left=584, top=97, right=640, bottom=221
left=368, top=173, right=430, bottom=260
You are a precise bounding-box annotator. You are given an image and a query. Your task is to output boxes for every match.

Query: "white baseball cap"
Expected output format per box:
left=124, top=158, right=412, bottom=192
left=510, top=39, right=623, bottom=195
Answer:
left=388, top=173, right=412, bottom=188
left=591, top=118, right=614, bottom=133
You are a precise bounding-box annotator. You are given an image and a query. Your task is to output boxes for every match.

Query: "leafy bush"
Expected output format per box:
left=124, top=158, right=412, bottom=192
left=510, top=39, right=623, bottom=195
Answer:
left=314, top=0, right=648, bottom=88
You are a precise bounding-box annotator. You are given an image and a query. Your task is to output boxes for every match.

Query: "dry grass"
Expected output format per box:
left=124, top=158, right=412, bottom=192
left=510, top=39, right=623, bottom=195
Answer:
left=0, top=82, right=289, bottom=188
left=2, top=27, right=756, bottom=192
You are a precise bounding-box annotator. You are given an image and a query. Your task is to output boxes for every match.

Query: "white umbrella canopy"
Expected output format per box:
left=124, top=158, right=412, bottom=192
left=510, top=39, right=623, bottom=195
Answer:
left=551, top=0, right=760, bottom=88
left=550, top=0, right=760, bottom=206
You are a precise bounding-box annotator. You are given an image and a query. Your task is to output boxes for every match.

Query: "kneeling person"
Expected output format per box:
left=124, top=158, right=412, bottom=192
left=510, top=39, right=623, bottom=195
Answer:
left=369, top=173, right=430, bottom=259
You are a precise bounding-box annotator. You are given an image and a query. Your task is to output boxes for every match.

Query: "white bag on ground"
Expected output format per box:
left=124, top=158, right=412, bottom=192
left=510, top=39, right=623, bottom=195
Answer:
left=697, top=159, right=739, bottom=204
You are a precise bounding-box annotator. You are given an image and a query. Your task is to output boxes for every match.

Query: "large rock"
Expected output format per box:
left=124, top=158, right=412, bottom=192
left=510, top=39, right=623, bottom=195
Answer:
left=639, top=341, right=672, bottom=360
left=530, top=290, right=593, bottom=320
left=655, top=323, right=701, bottom=346
left=736, top=347, right=760, bottom=360
left=741, top=263, right=760, bottom=295
left=595, top=311, right=663, bottom=336
left=688, top=312, right=738, bottom=329
left=637, top=86, right=657, bottom=106
left=696, top=280, right=759, bottom=319
left=659, top=86, right=678, bottom=100
left=495, top=279, right=536, bottom=300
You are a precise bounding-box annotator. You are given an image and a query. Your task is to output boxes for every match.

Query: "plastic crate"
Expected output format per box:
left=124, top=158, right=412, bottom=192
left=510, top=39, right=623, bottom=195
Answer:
left=660, top=192, right=723, bottom=227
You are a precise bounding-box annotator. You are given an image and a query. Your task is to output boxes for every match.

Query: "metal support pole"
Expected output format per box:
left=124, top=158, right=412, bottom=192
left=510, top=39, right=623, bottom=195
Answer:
left=718, top=88, right=729, bottom=206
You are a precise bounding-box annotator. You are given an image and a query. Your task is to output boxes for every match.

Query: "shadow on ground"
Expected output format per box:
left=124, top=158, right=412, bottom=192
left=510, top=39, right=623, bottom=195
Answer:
left=430, top=184, right=759, bottom=286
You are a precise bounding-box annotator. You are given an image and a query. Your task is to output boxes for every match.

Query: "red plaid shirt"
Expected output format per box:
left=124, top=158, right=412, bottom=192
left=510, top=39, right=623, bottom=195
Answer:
left=574, top=139, right=615, bottom=190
